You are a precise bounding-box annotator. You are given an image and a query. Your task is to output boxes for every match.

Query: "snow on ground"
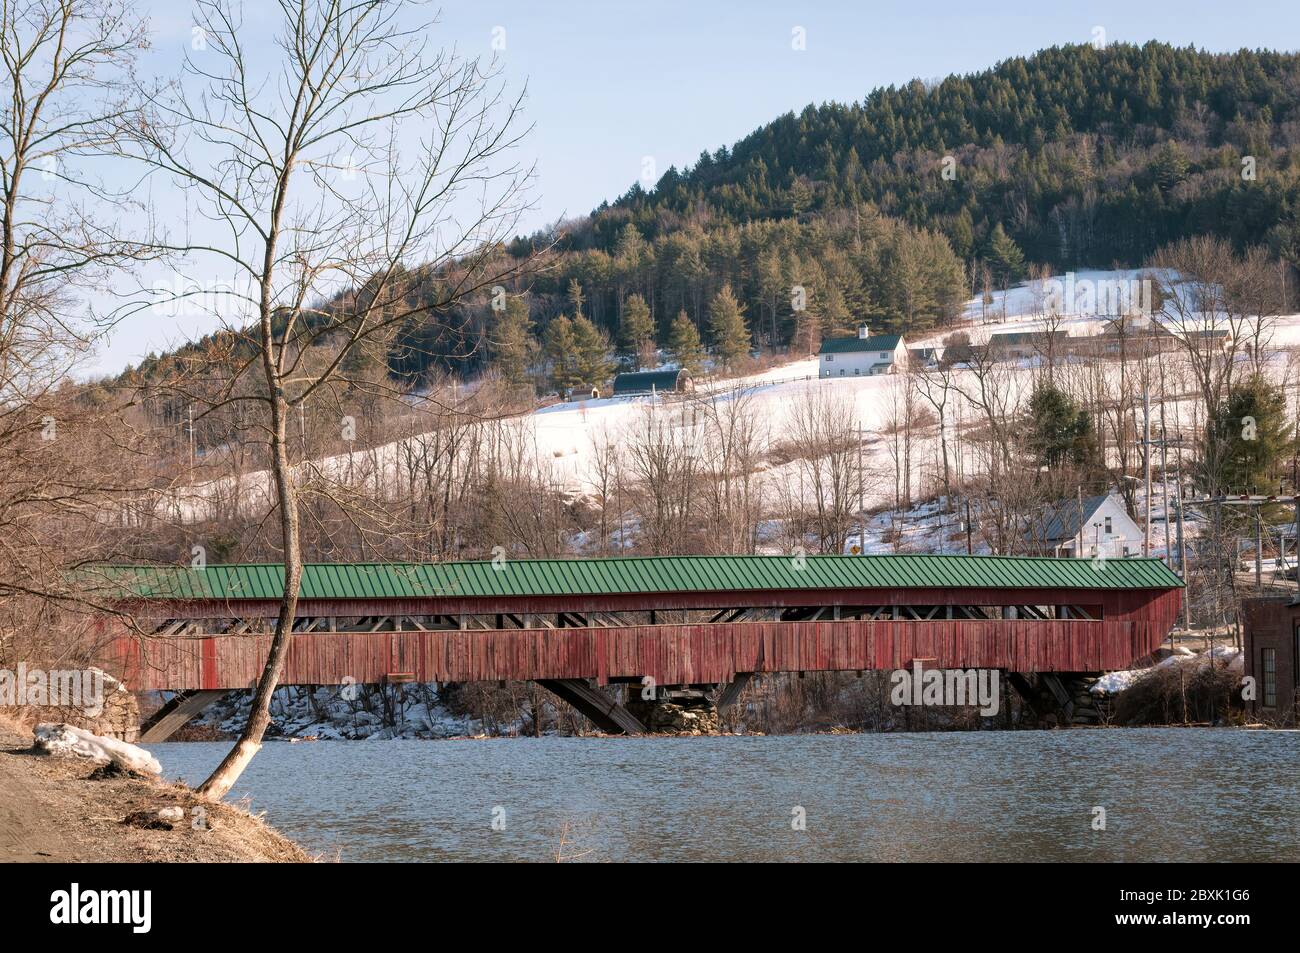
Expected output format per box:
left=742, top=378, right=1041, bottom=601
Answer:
left=948, top=268, right=1155, bottom=343
left=848, top=497, right=971, bottom=555
left=34, top=723, right=163, bottom=774
left=1090, top=646, right=1245, bottom=696
left=148, top=269, right=1300, bottom=536
left=194, top=685, right=506, bottom=740
left=1091, top=669, right=1148, bottom=696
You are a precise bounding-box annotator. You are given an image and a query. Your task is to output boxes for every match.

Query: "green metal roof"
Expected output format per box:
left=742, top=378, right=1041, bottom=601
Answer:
left=82, top=554, right=1183, bottom=602
left=819, top=334, right=904, bottom=355
left=611, top=369, right=689, bottom=394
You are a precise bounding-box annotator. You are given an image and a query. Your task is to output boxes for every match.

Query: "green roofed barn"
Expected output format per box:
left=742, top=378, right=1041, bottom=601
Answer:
left=611, top=368, right=693, bottom=396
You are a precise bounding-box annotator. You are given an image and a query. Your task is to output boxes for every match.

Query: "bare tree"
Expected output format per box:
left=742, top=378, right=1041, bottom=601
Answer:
left=116, top=0, right=535, bottom=799
left=0, top=0, right=163, bottom=647
left=586, top=425, right=624, bottom=555
left=951, top=341, right=1018, bottom=478
left=0, top=0, right=151, bottom=377
left=624, top=404, right=700, bottom=554
left=912, top=363, right=956, bottom=508
left=693, top=388, right=767, bottom=554
left=783, top=388, right=862, bottom=554
left=1151, top=238, right=1275, bottom=447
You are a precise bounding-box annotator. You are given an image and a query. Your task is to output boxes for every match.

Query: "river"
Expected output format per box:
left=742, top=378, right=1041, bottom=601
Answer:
left=156, top=729, right=1299, bottom=862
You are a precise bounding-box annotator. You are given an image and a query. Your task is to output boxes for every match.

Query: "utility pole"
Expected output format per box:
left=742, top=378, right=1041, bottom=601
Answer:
left=1175, top=482, right=1189, bottom=626
left=965, top=498, right=973, bottom=555
left=1158, top=362, right=1172, bottom=567
left=187, top=404, right=195, bottom=486
left=1213, top=501, right=1223, bottom=642
left=858, top=425, right=866, bottom=555
left=553, top=482, right=562, bottom=553
left=1076, top=486, right=1084, bottom=559
left=1143, top=387, right=1151, bottom=557
left=1256, top=504, right=1264, bottom=593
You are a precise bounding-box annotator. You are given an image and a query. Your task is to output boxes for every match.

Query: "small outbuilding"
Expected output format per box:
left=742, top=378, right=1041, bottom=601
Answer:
left=611, top=368, right=694, bottom=396
left=907, top=346, right=943, bottom=370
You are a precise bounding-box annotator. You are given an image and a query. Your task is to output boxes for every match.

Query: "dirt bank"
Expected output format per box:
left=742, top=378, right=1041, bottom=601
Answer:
left=0, top=719, right=311, bottom=862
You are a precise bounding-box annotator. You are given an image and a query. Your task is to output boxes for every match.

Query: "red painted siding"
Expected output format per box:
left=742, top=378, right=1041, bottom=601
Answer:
left=106, top=616, right=1170, bottom=691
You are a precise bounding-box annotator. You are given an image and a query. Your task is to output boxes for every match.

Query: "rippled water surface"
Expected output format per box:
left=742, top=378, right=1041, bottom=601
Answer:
left=156, top=729, right=1299, bottom=862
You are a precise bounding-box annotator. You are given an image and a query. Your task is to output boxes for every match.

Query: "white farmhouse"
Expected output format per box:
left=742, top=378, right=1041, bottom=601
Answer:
left=818, top=326, right=906, bottom=378
left=1029, top=493, right=1144, bottom=559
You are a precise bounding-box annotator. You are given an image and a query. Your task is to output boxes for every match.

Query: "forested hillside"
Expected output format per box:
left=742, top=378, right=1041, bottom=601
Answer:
left=589, top=42, right=1300, bottom=265
left=124, top=42, right=1300, bottom=391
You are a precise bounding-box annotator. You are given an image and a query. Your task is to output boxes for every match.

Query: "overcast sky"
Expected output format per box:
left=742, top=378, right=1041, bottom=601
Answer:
left=84, top=0, right=1300, bottom=376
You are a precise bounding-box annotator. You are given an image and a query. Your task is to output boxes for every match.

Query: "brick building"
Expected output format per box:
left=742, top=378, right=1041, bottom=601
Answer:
left=1241, top=598, right=1299, bottom=724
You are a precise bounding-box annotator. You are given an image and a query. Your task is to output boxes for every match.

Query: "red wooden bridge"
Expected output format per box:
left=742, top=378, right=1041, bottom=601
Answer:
left=86, top=554, right=1183, bottom=739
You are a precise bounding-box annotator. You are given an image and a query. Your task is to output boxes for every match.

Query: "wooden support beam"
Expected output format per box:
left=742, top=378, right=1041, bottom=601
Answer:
left=1040, top=673, right=1075, bottom=720
left=138, top=690, right=227, bottom=743
left=716, top=672, right=752, bottom=710
left=536, top=679, right=645, bottom=735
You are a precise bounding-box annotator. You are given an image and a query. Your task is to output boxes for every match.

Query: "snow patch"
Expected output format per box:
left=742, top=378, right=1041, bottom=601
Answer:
left=1091, top=646, right=1245, bottom=696
left=34, top=722, right=162, bottom=774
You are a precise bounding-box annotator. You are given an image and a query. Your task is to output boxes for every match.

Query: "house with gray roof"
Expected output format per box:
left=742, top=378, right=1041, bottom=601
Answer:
left=1026, top=492, right=1143, bottom=559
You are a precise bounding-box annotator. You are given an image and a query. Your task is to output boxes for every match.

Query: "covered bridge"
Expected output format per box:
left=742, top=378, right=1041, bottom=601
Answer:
left=88, top=554, right=1182, bottom=737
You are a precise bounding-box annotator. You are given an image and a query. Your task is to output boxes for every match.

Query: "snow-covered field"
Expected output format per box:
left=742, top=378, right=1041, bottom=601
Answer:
left=148, top=269, right=1300, bottom=556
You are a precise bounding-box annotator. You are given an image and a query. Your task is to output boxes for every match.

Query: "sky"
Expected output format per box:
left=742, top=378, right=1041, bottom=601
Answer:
left=83, top=0, right=1300, bottom=375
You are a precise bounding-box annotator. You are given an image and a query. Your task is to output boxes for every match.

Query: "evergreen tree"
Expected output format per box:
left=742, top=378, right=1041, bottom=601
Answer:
left=618, top=293, right=656, bottom=369
left=791, top=302, right=822, bottom=356
left=490, top=297, right=537, bottom=392
left=986, top=223, right=1027, bottom=287
left=708, top=283, right=751, bottom=369
left=1027, top=381, right=1100, bottom=471
left=1207, top=375, right=1293, bottom=494
left=543, top=314, right=579, bottom=393
left=567, top=278, right=586, bottom=319
left=667, top=310, right=706, bottom=375
left=571, top=315, right=615, bottom=390
left=1151, top=140, right=1190, bottom=193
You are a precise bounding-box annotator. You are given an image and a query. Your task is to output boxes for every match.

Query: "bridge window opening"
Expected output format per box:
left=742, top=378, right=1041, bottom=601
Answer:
left=801, top=605, right=1103, bottom=622
left=154, top=602, right=1106, bottom=639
